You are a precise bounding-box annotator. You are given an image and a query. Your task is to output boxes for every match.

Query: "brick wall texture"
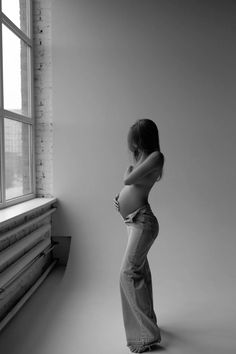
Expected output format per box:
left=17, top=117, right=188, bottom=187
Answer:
left=33, top=0, right=53, bottom=197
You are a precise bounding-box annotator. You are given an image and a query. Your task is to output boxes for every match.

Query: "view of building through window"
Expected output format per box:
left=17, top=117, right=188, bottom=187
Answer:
left=0, top=0, right=34, bottom=206
left=4, top=119, right=31, bottom=200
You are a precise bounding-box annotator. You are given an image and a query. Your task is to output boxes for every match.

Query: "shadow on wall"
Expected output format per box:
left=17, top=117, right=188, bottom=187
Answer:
left=52, top=200, right=90, bottom=291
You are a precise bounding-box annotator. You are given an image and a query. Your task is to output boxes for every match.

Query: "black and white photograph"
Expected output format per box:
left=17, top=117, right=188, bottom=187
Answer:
left=0, top=0, right=235, bottom=353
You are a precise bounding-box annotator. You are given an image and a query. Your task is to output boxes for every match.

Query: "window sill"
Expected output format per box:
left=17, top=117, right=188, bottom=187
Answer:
left=0, top=197, right=57, bottom=229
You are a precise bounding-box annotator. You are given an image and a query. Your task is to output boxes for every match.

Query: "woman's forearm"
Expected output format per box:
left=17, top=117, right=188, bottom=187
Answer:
left=123, top=152, right=163, bottom=185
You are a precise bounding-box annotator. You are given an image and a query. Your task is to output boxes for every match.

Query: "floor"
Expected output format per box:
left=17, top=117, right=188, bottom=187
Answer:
left=0, top=266, right=235, bottom=354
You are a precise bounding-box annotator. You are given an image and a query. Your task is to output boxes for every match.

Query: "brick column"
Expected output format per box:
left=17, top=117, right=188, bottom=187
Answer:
left=33, top=0, right=53, bottom=197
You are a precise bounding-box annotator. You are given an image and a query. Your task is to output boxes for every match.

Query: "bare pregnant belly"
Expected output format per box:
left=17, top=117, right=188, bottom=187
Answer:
left=118, top=185, right=148, bottom=219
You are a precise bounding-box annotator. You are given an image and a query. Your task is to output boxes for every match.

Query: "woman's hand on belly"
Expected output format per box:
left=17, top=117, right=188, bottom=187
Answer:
left=117, top=185, right=147, bottom=218
left=113, top=193, right=120, bottom=211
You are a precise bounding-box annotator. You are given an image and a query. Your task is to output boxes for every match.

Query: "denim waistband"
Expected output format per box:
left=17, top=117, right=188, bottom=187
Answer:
left=123, top=203, right=157, bottom=225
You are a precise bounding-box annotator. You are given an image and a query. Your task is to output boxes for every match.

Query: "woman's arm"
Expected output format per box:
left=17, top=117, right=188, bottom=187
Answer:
left=123, top=151, right=164, bottom=185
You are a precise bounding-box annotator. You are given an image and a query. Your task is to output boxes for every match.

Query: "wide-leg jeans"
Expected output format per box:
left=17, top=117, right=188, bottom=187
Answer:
left=119, top=204, right=161, bottom=347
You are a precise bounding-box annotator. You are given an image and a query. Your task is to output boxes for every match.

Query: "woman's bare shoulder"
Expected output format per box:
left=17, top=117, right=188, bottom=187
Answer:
left=149, top=151, right=164, bottom=165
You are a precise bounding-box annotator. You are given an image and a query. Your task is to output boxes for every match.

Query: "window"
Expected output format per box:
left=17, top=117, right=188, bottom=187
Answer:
left=0, top=0, right=35, bottom=208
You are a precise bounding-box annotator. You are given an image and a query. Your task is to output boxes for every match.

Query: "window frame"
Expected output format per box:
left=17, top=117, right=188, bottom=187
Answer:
left=0, top=0, right=35, bottom=209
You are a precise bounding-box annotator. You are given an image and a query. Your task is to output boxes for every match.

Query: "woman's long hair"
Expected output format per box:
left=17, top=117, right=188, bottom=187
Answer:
left=127, top=118, right=164, bottom=179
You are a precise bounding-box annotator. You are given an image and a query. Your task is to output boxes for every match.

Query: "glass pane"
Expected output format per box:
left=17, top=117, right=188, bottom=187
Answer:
left=2, top=0, right=29, bottom=35
left=2, top=24, right=31, bottom=116
left=0, top=158, right=1, bottom=203
left=4, top=119, right=32, bottom=200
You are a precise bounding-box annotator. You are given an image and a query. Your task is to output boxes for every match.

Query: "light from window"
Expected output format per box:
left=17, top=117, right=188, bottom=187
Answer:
left=2, top=0, right=28, bottom=35
left=0, top=0, right=34, bottom=207
left=2, top=24, right=30, bottom=116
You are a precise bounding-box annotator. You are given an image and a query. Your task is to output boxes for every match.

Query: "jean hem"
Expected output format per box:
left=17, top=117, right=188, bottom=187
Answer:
left=127, top=337, right=161, bottom=347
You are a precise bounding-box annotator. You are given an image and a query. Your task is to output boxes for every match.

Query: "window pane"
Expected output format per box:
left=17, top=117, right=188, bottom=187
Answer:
left=4, top=119, right=32, bottom=200
left=2, top=24, right=31, bottom=116
left=2, top=0, right=29, bottom=35
left=0, top=160, right=2, bottom=203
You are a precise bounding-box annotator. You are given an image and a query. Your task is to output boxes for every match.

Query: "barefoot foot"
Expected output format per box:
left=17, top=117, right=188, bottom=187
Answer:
left=129, top=343, right=157, bottom=353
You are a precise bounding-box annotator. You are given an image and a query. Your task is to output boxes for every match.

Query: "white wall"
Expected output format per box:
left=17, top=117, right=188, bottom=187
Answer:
left=51, top=0, right=236, bottom=306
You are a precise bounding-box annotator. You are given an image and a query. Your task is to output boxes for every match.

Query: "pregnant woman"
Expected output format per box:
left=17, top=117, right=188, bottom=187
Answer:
left=114, top=119, right=164, bottom=353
